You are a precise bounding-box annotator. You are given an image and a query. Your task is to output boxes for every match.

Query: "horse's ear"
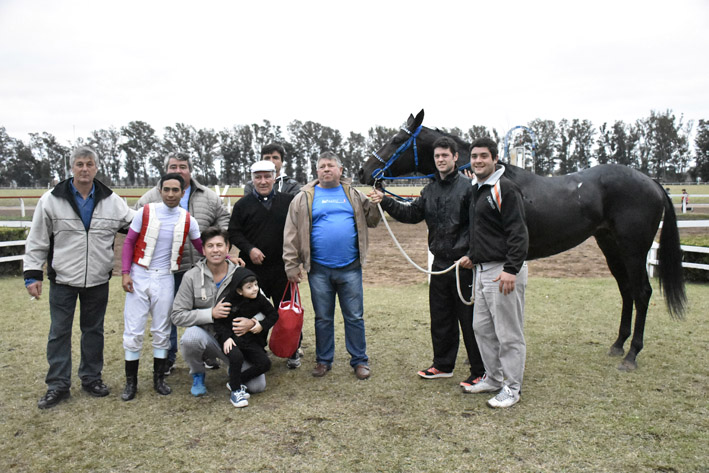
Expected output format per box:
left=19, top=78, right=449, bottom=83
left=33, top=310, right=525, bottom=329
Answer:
left=412, top=109, right=425, bottom=130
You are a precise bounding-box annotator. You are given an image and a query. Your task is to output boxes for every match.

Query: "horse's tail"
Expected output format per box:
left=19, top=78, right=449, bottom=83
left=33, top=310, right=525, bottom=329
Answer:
left=657, top=188, right=686, bottom=319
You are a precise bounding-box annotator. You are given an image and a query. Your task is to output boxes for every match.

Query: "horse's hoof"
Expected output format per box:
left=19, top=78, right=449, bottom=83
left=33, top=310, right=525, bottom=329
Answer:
left=617, top=359, right=637, bottom=371
left=608, top=346, right=624, bottom=357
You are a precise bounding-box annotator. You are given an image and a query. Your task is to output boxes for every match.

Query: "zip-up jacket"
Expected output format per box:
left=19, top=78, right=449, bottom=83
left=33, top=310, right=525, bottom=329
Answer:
left=381, top=171, right=473, bottom=262
left=136, top=177, right=229, bottom=272
left=23, top=178, right=135, bottom=287
left=283, top=177, right=381, bottom=279
left=467, top=166, right=529, bottom=275
left=171, top=259, right=243, bottom=332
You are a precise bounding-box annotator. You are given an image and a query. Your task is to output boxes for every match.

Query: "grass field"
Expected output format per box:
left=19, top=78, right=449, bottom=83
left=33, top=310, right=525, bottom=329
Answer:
left=0, top=276, right=707, bottom=472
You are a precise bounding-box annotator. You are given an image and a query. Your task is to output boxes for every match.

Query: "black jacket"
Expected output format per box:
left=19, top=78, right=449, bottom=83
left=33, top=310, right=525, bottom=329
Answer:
left=381, top=171, right=473, bottom=263
left=228, top=192, right=294, bottom=269
left=467, top=169, right=528, bottom=274
left=215, top=291, right=279, bottom=348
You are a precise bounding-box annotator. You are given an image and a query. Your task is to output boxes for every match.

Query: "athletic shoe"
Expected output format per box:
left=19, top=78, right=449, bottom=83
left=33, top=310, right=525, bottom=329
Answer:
left=164, top=359, right=175, bottom=376
left=417, top=366, right=453, bottom=379
left=37, top=389, right=70, bottom=409
left=230, top=387, right=249, bottom=408
left=81, top=379, right=110, bottom=397
left=286, top=356, right=302, bottom=369
left=459, top=374, right=484, bottom=389
left=203, top=358, right=220, bottom=370
left=487, top=385, right=520, bottom=408
left=225, top=382, right=250, bottom=399
left=462, top=375, right=500, bottom=393
left=190, top=372, right=207, bottom=397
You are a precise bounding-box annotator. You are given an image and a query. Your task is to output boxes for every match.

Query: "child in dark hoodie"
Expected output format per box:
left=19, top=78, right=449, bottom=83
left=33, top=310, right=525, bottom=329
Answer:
left=214, top=268, right=278, bottom=407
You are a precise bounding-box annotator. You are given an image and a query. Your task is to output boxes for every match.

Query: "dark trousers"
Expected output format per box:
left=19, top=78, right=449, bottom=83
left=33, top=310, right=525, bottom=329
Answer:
left=428, top=259, right=484, bottom=376
left=168, top=271, right=186, bottom=363
left=249, top=264, right=302, bottom=359
left=226, top=340, right=271, bottom=389
left=47, top=281, right=109, bottom=391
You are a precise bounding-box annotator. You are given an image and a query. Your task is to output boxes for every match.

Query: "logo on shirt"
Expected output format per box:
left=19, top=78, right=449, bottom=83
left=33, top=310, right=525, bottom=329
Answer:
left=320, top=198, right=347, bottom=204
left=486, top=195, right=496, bottom=210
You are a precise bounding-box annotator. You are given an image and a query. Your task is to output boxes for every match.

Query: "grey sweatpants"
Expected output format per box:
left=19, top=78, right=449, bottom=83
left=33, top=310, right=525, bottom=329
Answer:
left=180, top=326, right=266, bottom=393
left=472, top=262, right=527, bottom=395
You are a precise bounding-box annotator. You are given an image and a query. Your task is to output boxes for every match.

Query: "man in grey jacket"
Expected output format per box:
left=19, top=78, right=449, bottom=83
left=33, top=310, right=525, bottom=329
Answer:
left=135, top=152, right=230, bottom=372
left=24, top=146, right=134, bottom=409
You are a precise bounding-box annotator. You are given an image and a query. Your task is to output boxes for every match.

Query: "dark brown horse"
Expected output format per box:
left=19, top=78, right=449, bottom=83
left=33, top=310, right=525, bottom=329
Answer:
left=359, top=110, right=686, bottom=370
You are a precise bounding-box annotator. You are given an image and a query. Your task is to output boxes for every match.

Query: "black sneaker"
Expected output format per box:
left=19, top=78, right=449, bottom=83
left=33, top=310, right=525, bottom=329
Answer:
left=38, top=389, right=71, bottom=409
left=82, top=379, right=110, bottom=397
left=203, top=358, right=220, bottom=370
left=164, top=359, right=175, bottom=376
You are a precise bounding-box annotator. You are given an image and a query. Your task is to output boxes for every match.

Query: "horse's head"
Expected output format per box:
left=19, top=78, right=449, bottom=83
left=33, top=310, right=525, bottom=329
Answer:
left=358, top=109, right=431, bottom=185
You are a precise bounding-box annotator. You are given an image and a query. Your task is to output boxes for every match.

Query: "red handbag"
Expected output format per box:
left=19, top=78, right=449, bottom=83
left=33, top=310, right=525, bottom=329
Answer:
left=268, top=282, right=304, bottom=358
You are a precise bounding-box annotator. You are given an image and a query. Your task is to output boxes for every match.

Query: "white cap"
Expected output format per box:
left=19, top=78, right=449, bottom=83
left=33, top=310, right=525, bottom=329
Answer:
left=251, top=160, right=276, bottom=173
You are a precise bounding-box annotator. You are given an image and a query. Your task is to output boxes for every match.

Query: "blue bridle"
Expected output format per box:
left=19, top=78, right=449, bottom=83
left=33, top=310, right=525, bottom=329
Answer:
left=371, top=125, right=471, bottom=201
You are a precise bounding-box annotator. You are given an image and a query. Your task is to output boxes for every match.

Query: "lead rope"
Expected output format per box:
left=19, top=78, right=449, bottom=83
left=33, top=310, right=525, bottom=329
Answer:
left=376, top=203, right=474, bottom=305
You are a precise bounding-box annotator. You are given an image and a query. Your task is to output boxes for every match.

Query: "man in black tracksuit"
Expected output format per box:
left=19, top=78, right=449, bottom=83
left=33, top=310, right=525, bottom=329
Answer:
left=370, top=137, right=485, bottom=389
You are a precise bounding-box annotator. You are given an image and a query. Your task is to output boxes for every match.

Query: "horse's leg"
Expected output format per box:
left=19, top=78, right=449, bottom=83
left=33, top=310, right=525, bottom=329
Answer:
left=594, top=232, right=634, bottom=358
left=617, top=257, right=653, bottom=371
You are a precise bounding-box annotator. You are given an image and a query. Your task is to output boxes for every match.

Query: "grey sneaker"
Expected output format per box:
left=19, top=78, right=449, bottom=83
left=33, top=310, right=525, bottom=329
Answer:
left=230, top=387, right=249, bottom=408
left=462, top=375, right=500, bottom=393
left=286, top=356, right=302, bottom=369
left=487, top=385, right=520, bottom=408
left=225, top=382, right=250, bottom=399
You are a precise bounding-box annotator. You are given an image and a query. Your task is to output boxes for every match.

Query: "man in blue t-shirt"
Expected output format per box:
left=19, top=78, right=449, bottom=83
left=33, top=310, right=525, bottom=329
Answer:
left=283, top=151, right=381, bottom=380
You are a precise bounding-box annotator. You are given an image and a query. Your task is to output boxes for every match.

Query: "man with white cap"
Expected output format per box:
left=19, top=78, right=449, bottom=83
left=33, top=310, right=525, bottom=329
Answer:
left=229, top=160, right=300, bottom=366
left=243, top=143, right=302, bottom=196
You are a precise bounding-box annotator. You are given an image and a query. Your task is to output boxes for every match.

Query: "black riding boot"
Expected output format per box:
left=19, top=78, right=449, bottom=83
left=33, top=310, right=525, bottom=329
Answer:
left=122, top=360, right=139, bottom=401
left=153, top=358, right=172, bottom=395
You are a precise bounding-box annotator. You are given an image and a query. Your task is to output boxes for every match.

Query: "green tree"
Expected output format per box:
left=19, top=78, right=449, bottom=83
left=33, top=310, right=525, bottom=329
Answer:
left=691, top=119, right=709, bottom=182
left=120, top=121, right=159, bottom=186
left=569, top=119, right=595, bottom=171
left=341, top=132, right=367, bottom=179
left=29, top=132, right=68, bottom=184
left=644, top=110, right=691, bottom=180
left=88, top=127, right=122, bottom=184
left=527, top=119, right=558, bottom=175
left=0, top=127, right=17, bottom=186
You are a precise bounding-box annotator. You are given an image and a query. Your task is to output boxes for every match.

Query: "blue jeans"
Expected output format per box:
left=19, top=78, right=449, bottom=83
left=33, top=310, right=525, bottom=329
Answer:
left=47, top=282, right=109, bottom=391
left=308, top=261, right=368, bottom=367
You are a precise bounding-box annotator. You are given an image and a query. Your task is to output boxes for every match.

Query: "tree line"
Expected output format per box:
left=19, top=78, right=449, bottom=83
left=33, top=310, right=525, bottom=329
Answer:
left=1, top=110, right=708, bottom=187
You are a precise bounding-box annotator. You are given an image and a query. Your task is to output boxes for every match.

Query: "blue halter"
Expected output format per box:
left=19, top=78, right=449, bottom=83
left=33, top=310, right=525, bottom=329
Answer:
left=371, top=125, right=423, bottom=182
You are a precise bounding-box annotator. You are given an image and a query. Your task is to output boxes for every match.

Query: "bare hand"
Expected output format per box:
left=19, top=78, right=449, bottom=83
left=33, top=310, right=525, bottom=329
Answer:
left=122, top=274, right=134, bottom=293
left=368, top=189, right=384, bottom=204
left=212, top=298, right=231, bottom=319
left=249, top=247, right=266, bottom=265
left=463, top=169, right=474, bottom=179
left=458, top=256, right=473, bottom=270
left=493, top=271, right=516, bottom=295
left=235, top=257, right=246, bottom=267
left=287, top=271, right=302, bottom=283
left=26, top=281, right=42, bottom=300
left=223, top=338, right=236, bottom=355
left=232, top=317, right=256, bottom=336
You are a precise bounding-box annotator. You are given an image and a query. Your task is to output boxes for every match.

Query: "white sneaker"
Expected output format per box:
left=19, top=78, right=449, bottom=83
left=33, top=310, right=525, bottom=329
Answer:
left=486, top=385, right=520, bottom=408
left=230, top=388, right=249, bottom=408
left=462, top=375, right=500, bottom=393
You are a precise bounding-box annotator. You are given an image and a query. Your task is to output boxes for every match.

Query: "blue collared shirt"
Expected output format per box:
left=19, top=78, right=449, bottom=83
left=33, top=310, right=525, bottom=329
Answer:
left=70, top=179, right=96, bottom=230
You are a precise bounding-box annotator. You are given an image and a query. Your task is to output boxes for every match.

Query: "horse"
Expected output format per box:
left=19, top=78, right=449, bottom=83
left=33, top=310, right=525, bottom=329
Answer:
left=358, top=109, right=686, bottom=371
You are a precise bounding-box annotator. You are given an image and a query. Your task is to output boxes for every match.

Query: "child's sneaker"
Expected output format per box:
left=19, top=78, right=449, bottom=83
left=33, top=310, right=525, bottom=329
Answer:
left=190, top=372, right=207, bottom=397
left=230, top=387, right=249, bottom=408
left=462, top=375, right=500, bottom=394
left=225, top=382, right=250, bottom=399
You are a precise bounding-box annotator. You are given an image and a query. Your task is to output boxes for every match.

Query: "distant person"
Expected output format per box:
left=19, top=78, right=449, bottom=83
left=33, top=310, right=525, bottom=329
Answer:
left=215, top=268, right=278, bottom=408
left=681, top=189, right=692, bottom=212
left=369, top=136, right=485, bottom=390
left=283, top=151, right=381, bottom=380
left=171, top=227, right=266, bottom=397
left=23, top=146, right=134, bottom=409
left=229, top=160, right=301, bottom=368
left=244, top=143, right=302, bottom=195
left=120, top=173, right=202, bottom=401
left=135, top=152, right=230, bottom=373
left=460, top=137, right=529, bottom=408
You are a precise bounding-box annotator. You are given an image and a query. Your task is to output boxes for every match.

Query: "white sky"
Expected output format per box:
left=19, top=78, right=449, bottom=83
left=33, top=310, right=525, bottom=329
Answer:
left=1, top=0, right=708, bottom=145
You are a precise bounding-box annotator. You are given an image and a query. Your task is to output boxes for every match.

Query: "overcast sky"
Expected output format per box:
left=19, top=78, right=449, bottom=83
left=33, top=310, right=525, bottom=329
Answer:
left=1, top=0, right=708, bottom=145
